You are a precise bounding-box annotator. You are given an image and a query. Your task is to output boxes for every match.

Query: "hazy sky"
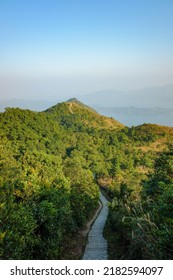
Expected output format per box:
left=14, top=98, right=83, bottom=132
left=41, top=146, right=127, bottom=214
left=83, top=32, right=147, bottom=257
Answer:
left=1, top=0, right=173, bottom=100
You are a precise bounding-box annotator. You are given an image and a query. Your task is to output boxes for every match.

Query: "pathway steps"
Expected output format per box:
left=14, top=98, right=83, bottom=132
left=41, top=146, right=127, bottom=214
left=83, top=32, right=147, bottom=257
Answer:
left=82, top=192, right=108, bottom=260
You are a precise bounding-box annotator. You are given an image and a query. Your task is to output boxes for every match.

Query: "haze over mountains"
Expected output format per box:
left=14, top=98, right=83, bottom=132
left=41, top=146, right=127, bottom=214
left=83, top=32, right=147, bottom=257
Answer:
left=80, top=85, right=173, bottom=127
left=81, top=84, right=173, bottom=108
left=1, top=84, right=173, bottom=127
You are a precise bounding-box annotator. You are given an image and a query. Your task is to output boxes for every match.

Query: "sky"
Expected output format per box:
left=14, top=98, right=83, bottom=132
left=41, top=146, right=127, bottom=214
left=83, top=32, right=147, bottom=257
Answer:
left=0, top=0, right=173, bottom=101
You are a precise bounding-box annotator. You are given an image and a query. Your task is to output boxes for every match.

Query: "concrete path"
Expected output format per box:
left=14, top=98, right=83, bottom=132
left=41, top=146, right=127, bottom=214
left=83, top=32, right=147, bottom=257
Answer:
left=82, top=192, right=108, bottom=260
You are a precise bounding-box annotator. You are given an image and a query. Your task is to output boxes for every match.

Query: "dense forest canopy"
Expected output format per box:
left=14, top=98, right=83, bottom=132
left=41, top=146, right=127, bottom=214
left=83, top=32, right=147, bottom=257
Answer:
left=0, top=99, right=173, bottom=259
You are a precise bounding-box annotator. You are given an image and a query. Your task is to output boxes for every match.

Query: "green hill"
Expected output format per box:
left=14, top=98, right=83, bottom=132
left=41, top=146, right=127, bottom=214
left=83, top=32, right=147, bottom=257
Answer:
left=66, top=97, right=98, bottom=113
left=45, top=98, right=124, bottom=131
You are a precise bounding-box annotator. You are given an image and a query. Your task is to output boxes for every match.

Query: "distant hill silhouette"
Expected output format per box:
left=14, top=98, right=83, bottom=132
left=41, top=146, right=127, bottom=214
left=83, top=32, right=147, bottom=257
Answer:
left=80, top=84, right=173, bottom=108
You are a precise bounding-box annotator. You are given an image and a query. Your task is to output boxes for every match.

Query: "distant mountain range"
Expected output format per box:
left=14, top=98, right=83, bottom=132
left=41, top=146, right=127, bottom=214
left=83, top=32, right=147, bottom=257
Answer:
left=80, top=84, right=173, bottom=108
left=0, top=84, right=173, bottom=127
left=80, top=84, right=173, bottom=127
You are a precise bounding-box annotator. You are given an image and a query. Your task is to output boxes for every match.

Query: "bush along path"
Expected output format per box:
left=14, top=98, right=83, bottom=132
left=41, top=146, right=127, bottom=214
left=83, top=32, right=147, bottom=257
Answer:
left=82, top=192, right=108, bottom=260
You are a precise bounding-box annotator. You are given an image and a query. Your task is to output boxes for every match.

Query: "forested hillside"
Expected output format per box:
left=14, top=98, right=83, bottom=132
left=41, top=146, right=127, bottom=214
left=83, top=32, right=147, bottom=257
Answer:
left=45, top=98, right=124, bottom=131
left=0, top=99, right=173, bottom=259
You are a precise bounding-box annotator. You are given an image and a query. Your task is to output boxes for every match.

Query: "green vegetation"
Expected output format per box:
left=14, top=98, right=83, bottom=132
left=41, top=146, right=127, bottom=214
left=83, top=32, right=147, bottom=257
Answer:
left=105, top=146, right=173, bottom=259
left=45, top=100, right=124, bottom=132
left=0, top=99, right=173, bottom=259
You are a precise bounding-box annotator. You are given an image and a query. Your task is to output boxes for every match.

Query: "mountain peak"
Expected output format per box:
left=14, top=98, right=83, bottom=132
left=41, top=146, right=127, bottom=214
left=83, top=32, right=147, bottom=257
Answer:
left=66, top=98, right=97, bottom=113
left=66, top=97, right=79, bottom=103
left=45, top=99, right=124, bottom=131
